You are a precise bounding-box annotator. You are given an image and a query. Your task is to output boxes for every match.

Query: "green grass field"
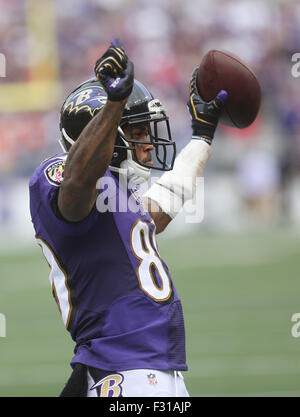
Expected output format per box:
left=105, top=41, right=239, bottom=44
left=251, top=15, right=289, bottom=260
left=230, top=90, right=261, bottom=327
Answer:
left=1, top=228, right=300, bottom=397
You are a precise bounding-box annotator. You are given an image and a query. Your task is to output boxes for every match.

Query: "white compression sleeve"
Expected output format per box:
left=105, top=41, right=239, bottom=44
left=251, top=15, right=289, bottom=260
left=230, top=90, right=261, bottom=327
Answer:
left=144, top=139, right=211, bottom=218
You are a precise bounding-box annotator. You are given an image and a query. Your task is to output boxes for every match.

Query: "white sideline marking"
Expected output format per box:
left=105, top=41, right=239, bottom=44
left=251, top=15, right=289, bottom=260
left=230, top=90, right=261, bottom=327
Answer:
left=0, top=313, right=5, bottom=337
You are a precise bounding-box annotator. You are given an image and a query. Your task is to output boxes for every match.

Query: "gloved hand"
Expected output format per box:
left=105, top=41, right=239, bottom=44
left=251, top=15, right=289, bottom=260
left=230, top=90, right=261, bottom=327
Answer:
left=187, top=67, right=228, bottom=144
left=94, top=38, right=134, bottom=102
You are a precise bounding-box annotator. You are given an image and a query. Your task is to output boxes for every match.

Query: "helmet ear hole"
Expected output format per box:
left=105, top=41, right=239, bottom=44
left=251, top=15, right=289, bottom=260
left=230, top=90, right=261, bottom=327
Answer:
left=110, top=134, right=128, bottom=167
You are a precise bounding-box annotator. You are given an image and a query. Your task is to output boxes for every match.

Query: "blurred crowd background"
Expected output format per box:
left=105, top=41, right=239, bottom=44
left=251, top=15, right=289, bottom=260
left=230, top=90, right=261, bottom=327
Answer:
left=1, top=0, right=300, bottom=246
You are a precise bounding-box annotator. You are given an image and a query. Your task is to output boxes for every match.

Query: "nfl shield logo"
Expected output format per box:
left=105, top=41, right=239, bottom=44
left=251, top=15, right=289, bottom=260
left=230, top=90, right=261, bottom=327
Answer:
left=147, top=373, right=157, bottom=385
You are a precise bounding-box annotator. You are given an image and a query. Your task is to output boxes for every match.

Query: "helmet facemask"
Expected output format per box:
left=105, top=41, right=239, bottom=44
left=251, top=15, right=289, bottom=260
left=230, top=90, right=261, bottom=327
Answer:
left=115, top=98, right=176, bottom=171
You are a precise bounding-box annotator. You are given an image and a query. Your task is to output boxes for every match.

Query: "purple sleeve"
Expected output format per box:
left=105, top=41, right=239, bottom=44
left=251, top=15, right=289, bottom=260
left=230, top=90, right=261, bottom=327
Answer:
left=30, top=156, right=99, bottom=237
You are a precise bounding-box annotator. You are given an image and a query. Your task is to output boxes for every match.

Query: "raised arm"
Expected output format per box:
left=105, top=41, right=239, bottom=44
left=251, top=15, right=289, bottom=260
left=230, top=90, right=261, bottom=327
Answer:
left=144, top=68, right=228, bottom=234
left=58, top=39, right=134, bottom=222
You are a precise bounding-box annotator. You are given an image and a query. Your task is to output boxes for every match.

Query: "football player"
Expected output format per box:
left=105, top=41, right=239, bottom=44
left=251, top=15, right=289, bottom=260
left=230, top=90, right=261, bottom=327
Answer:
left=29, top=39, right=227, bottom=397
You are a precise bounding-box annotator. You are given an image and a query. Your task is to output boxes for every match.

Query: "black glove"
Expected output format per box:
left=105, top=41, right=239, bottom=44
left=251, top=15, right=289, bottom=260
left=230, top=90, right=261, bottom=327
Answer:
left=187, top=67, right=228, bottom=144
left=94, top=38, right=134, bottom=102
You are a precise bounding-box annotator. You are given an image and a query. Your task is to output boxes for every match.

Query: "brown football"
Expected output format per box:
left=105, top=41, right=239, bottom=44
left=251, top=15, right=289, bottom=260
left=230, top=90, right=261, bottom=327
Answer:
left=196, top=50, right=261, bottom=129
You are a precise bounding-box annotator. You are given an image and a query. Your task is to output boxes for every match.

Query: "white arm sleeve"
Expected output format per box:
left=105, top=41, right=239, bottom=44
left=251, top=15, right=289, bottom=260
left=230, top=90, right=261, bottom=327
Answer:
left=143, top=139, right=211, bottom=218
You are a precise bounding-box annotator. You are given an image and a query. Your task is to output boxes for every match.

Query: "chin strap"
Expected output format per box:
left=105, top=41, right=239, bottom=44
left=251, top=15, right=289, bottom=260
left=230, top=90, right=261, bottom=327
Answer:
left=120, top=159, right=150, bottom=184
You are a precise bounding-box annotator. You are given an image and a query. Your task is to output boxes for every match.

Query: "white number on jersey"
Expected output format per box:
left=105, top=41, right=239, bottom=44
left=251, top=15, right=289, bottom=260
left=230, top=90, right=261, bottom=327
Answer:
left=36, top=237, right=72, bottom=328
left=130, top=220, right=172, bottom=302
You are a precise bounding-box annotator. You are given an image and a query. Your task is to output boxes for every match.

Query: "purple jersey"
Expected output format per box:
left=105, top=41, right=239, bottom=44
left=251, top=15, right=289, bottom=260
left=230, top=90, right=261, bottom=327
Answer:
left=29, top=153, right=187, bottom=371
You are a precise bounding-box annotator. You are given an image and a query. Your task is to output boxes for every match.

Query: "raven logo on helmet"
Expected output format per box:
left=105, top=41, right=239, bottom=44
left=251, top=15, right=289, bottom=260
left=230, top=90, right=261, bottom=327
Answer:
left=62, top=86, right=107, bottom=117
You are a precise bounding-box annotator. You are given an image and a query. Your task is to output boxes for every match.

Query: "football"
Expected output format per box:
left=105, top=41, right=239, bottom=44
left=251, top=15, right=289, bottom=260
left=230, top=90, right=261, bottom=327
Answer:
left=196, top=50, right=261, bottom=129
